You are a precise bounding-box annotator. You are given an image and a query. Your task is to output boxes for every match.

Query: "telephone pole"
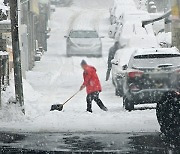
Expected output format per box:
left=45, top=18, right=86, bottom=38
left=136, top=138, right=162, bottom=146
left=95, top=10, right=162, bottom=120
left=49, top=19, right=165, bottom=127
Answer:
left=172, top=0, right=180, bottom=50
left=9, top=0, right=25, bottom=114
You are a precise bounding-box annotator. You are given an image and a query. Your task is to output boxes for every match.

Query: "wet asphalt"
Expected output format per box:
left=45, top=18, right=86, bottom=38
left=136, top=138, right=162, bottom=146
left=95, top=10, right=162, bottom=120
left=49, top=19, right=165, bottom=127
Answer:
left=0, top=132, right=179, bottom=154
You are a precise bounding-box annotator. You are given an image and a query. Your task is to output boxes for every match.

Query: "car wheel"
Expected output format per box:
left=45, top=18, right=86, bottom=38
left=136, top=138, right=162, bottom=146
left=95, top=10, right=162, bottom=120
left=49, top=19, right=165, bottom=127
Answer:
left=115, top=88, right=123, bottom=97
left=123, top=97, right=134, bottom=111
left=66, top=54, right=71, bottom=57
left=96, top=55, right=102, bottom=58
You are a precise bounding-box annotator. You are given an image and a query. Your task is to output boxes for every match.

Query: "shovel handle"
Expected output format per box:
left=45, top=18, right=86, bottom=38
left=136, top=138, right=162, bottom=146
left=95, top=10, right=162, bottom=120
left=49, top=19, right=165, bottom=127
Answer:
left=63, top=90, right=80, bottom=105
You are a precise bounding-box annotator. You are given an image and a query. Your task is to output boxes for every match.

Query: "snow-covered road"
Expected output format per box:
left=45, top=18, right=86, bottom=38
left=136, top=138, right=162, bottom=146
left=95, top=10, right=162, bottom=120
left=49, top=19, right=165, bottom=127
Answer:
left=0, top=0, right=160, bottom=133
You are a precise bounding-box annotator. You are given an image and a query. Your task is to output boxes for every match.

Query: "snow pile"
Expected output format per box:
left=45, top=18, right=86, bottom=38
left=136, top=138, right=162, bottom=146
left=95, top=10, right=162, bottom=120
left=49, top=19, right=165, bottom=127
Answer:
left=0, top=75, right=42, bottom=126
left=0, top=78, right=25, bottom=123
left=119, top=21, right=158, bottom=48
left=157, top=32, right=172, bottom=47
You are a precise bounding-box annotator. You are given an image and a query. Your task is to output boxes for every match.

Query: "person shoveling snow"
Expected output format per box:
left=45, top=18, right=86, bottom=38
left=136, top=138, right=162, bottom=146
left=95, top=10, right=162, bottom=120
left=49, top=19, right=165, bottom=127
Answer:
left=50, top=60, right=108, bottom=112
left=80, top=60, right=108, bottom=113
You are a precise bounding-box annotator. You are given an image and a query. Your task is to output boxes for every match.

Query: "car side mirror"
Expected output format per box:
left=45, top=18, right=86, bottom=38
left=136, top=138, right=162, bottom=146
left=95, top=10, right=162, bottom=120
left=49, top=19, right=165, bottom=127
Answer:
left=122, top=64, right=128, bottom=70
left=111, top=59, right=118, bottom=65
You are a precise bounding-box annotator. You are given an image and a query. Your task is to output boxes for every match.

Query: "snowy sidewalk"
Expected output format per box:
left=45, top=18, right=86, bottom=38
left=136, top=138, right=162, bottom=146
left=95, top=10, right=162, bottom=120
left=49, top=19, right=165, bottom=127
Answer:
left=0, top=0, right=160, bottom=133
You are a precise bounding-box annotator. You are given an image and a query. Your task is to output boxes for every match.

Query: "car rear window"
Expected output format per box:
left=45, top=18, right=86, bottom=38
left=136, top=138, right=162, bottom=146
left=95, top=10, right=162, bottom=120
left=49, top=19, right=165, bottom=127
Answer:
left=131, top=54, right=180, bottom=68
left=70, top=31, right=98, bottom=38
left=134, top=54, right=180, bottom=59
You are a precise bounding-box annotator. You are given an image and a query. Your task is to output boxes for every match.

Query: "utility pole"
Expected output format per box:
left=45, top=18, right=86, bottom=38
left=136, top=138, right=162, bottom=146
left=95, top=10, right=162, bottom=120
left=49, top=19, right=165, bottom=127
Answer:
left=9, top=0, right=25, bottom=114
left=171, top=0, right=180, bottom=50
left=0, top=58, right=1, bottom=109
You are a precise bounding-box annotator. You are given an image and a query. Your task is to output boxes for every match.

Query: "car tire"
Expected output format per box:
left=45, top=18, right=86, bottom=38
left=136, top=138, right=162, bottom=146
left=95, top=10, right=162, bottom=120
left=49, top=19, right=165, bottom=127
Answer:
left=115, top=88, right=123, bottom=97
left=66, top=54, right=71, bottom=57
left=123, top=97, right=134, bottom=111
left=96, top=55, right=102, bottom=58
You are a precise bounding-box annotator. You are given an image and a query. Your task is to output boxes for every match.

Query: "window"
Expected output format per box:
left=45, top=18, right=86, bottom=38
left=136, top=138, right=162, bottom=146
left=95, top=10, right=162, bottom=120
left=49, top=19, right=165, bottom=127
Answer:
left=70, top=31, right=98, bottom=38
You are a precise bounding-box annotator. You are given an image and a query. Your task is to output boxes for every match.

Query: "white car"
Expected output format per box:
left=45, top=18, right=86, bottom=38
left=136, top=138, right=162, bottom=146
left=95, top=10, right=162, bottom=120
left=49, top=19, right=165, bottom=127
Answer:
left=65, top=30, right=102, bottom=57
left=109, top=11, right=152, bottom=40
left=109, top=0, right=138, bottom=24
left=111, top=48, right=136, bottom=96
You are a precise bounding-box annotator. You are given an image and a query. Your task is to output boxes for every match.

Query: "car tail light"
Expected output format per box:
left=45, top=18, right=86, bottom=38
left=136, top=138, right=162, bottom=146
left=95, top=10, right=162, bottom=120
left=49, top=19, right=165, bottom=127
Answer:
left=176, top=68, right=180, bottom=73
left=128, top=71, right=143, bottom=78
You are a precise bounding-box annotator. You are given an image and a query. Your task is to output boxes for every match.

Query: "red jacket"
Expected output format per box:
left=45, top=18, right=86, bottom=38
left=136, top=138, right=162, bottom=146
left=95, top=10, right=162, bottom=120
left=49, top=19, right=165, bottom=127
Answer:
left=83, top=65, right=102, bottom=94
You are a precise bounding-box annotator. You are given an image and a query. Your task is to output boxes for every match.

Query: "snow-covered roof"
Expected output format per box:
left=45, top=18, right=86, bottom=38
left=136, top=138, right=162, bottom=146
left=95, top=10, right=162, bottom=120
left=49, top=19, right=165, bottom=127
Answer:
left=0, top=19, right=10, bottom=24
left=134, top=47, right=180, bottom=56
left=0, top=51, right=8, bottom=56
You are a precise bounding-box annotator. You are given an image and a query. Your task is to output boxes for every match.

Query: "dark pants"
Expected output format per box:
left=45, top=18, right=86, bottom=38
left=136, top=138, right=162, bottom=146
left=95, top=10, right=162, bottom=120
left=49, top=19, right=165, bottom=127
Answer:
left=86, top=92, right=107, bottom=112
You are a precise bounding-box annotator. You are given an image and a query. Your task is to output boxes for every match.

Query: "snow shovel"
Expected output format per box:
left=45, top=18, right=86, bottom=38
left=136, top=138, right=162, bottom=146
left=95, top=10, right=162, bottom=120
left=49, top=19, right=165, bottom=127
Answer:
left=50, top=90, right=80, bottom=111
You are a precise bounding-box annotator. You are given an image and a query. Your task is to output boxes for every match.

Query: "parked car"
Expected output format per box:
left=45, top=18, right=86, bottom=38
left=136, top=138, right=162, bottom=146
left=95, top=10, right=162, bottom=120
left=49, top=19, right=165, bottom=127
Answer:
left=109, top=0, right=137, bottom=24
left=65, top=29, right=102, bottom=57
left=110, top=6, right=138, bottom=25
left=108, top=22, right=123, bottom=39
left=110, top=21, right=158, bottom=96
left=50, top=0, right=62, bottom=6
left=111, top=48, right=135, bottom=96
left=123, top=47, right=180, bottom=111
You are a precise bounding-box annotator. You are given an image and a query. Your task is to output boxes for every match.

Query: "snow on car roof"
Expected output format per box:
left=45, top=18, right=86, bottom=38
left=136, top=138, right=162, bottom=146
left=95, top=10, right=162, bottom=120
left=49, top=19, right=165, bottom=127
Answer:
left=123, top=12, right=151, bottom=21
left=115, top=48, right=136, bottom=66
left=119, top=23, right=159, bottom=48
left=128, top=35, right=159, bottom=48
left=134, top=47, right=180, bottom=56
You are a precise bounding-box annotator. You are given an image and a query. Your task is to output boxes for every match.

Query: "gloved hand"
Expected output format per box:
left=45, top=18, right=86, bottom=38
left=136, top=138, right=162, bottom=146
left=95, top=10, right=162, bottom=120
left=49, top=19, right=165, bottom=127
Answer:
left=80, top=85, right=85, bottom=91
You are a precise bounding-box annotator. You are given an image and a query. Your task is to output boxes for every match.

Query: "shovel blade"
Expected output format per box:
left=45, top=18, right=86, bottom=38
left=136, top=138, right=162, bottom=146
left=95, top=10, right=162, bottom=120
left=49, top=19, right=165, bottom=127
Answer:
left=50, top=104, right=63, bottom=111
